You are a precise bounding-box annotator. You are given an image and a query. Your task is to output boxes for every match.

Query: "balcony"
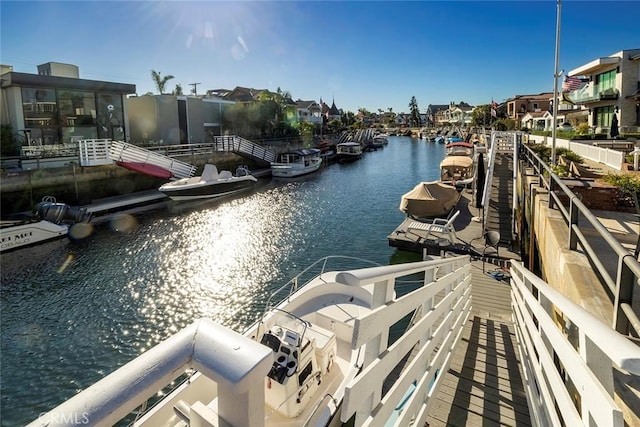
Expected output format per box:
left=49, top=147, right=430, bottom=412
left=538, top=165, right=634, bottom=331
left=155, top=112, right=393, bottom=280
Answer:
left=566, top=82, right=619, bottom=104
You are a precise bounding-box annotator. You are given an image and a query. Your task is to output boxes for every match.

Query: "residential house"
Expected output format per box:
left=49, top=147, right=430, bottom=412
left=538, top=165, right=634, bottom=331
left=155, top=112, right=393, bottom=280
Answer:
left=426, top=104, right=448, bottom=127
left=439, top=102, right=474, bottom=126
left=521, top=111, right=553, bottom=131
left=565, top=49, right=640, bottom=134
left=294, top=100, right=322, bottom=125
left=505, top=93, right=553, bottom=128
left=323, top=99, right=342, bottom=122
left=127, top=94, right=234, bottom=144
left=1, top=62, right=135, bottom=147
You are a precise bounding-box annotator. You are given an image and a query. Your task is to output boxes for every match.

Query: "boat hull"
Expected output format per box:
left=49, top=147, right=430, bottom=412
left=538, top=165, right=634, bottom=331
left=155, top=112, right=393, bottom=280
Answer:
left=335, top=153, right=362, bottom=163
left=0, top=219, right=69, bottom=252
left=271, top=161, right=322, bottom=178
left=159, top=177, right=257, bottom=201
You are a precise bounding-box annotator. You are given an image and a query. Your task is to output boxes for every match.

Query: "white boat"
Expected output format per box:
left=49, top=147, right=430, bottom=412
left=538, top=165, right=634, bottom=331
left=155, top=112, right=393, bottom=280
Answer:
left=31, top=255, right=473, bottom=427
left=0, top=196, right=90, bottom=252
left=399, top=181, right=460, bottom=219
left=373, top=133, right=389, bottom=146
left=335, top=142, right=363, bottom=163
left=159, top=164, right=257, bottom=201
left=271, top=149, right=323, bottom=178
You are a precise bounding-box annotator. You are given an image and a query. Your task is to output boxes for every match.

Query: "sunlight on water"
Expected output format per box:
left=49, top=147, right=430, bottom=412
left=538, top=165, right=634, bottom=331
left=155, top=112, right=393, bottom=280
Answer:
left=0, top=137, right=446, bottom=426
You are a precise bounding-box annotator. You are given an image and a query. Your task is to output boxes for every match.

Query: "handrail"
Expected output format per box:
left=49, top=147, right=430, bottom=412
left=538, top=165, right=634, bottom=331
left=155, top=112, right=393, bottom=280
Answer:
left=519, top=141, right=640, bottom=337
left=510, top=261, right=639, bottom=427
left=261, top=256, right=382, bottom=318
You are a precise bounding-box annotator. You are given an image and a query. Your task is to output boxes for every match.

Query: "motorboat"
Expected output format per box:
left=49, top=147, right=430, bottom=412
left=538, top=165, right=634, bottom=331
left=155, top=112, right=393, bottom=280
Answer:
left=32, top=255, right=472, bottom=427
left=334, top=142, right=363, bottom=163
left=434, top=136, right=445, bottom=144
left=440, top=155, right=474, bottom=187
left=158, top=164, right=257, bottom=201
left=271, top=148, right=323, bottom=178
left=445, top=136, right=464, bottom=144
left=0, top=196, right=90, bottom=252
left=445, top=141, right=473, bottom=157
left=399, top=181, right=460, bottom=219
left=372, top=133, right=389, bottom=146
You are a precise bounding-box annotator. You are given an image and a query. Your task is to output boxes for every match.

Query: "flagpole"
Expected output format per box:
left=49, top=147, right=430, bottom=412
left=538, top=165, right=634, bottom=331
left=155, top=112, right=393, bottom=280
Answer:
left=551, top=0, right=562, bottom=167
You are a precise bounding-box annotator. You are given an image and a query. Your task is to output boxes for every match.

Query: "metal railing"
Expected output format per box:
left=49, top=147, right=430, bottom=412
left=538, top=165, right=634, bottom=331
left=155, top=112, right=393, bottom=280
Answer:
left=510, top=261, right=640, bottom=427
left=213, top=135, right=278, bottom=164
left=520, top=142, right=640, bottom=337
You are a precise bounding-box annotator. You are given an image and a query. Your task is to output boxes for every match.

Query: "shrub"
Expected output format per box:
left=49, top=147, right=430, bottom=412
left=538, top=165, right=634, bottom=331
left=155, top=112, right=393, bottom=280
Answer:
left=556, top=147, right=583, bottom=164
left=576, top=123, right=590, bottom=135
left=602, top=173, right=640, bottom=194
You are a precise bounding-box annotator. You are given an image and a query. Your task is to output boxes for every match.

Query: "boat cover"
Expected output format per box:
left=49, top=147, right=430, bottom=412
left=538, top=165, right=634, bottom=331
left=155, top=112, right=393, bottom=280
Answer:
left=399, top=181, right=459, bottom=218
left=440, top=156, right=473, bottom=168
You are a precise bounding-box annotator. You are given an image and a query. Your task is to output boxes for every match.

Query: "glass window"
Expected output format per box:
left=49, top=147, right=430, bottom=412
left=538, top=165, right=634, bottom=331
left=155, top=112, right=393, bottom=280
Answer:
left=597, top=69, right=616, bottom=91
left=22, top=87, right=58, bottom=128
left=59, top=90, right=96, bottom=126
left=96, top=93, right=125, bottom=140
left=595, top=105, right=614, bottom=128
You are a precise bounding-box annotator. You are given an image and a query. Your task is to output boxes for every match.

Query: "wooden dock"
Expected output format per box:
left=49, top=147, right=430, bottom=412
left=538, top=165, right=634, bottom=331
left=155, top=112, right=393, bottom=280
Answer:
left=388, top=153, right=530, bottom=425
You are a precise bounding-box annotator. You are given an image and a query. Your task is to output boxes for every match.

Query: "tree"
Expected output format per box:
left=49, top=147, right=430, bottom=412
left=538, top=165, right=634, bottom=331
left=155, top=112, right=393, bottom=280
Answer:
left=151, top=70, right=175, bottom=95
left=409, top=96, right=420, bottom=128
left=173, top=84, right=183, bottom=96
left=471, top=105, right=493, bottom=127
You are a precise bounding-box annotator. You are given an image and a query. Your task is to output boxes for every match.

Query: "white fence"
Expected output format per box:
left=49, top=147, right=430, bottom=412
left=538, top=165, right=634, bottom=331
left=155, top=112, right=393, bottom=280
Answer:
left=527, top=135, right=625, bottom=171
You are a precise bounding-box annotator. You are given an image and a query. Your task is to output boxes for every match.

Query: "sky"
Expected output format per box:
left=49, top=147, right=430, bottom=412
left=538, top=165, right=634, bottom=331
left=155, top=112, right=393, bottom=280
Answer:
left=2, top=1, right=639, bottom=114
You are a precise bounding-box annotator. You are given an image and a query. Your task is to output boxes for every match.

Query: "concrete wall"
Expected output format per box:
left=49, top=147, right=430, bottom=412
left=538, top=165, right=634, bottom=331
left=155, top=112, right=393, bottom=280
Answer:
left=524, top=174, right=613, bottom=325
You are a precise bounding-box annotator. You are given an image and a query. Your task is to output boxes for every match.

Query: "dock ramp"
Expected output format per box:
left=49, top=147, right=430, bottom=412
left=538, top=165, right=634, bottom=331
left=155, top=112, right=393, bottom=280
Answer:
left=212, top=136, right=277, bottom=164
left=78, top=139, right=197, bottom=179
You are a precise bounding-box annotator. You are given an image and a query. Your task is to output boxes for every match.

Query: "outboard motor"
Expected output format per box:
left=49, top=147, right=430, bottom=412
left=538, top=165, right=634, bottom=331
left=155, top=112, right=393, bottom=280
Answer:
left=33, top=196, right=90, bottom=224
left=235, top=165, right=250, bottom=177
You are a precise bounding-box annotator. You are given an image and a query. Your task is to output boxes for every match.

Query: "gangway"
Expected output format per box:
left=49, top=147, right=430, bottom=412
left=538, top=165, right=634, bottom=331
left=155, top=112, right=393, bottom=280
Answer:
left=212, top=136, right=277, bottom=164
left=78, top=139, right=197, bottom=179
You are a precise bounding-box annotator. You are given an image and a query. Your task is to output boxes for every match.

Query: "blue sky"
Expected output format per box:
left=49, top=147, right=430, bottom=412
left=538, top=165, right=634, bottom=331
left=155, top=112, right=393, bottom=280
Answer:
left=2, top=1, right=639, bottom=114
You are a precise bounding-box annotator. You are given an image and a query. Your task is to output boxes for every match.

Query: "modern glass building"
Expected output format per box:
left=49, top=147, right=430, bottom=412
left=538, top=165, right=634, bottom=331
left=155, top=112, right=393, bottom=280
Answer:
left=1, top=62, right=135, bottom=147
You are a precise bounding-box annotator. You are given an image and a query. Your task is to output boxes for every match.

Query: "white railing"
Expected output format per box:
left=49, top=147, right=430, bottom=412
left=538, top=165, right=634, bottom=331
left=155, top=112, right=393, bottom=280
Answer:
left=29, top=319, right=274, bottom=427
left=109, top=140, right=196, bottom=178
left=213, top=135, right=278, bottom=163
left=341, top=256, right=472, bottom=426
left=527, top=135, right=625, bottom=171
left=29, top=256, right=473, bottom=427
left=78, top=138, right=112, bottom=166
left=510, top=261, right=640, bottom=427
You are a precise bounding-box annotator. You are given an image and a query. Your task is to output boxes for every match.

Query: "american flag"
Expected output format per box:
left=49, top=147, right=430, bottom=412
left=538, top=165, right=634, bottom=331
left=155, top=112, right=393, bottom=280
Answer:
left=562, top=75, right=582, bottom=92
left=491, top=99, right=498, bottom=117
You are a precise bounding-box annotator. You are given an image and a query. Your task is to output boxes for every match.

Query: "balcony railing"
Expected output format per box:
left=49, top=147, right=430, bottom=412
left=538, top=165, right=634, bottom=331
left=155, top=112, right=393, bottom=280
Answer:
left=566, top=82, right=619, bottom=104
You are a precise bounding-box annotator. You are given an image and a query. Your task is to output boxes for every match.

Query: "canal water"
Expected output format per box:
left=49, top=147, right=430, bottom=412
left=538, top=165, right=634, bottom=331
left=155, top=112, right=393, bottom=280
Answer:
left=0, top=136, right=446, bottom=426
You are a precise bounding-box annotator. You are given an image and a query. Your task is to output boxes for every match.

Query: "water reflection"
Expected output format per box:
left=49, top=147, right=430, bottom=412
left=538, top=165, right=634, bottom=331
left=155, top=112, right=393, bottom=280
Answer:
left=0, top=137, right=446, bottom=426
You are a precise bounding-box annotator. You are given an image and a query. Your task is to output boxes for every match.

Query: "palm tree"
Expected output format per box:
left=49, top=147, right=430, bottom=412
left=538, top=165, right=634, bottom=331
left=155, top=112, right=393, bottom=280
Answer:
left=173, top=84, right=183, bottom=96
left=151, top=70, right=175, bottom=95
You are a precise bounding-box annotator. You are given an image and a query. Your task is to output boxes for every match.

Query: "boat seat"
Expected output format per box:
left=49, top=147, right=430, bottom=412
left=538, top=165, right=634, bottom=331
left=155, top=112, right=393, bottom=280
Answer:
left=219, top=170, right=233, bottom=179
left=200, top=164, right=218, bottom=182
left=409, top=210, right=460, bottom=244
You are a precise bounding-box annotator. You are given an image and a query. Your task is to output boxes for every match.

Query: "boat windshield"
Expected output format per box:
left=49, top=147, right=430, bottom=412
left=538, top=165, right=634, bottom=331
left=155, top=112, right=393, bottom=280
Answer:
left=261, top=308, right=308, bottom=348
